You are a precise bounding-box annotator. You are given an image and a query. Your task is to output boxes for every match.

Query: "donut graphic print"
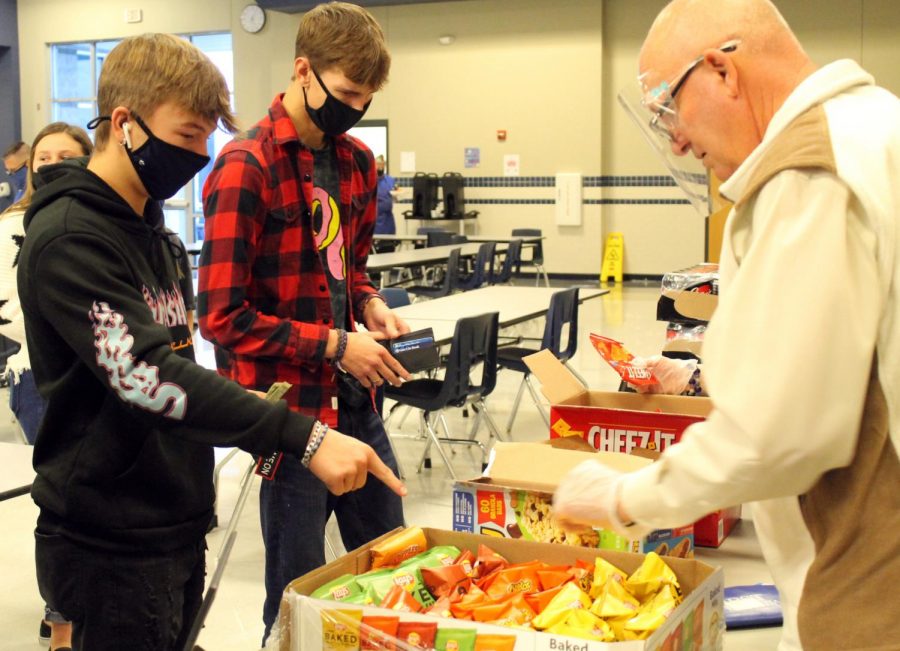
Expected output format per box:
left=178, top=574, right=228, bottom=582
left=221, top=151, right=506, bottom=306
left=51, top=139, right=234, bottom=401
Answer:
left=312, top=186, right=346, bottom=280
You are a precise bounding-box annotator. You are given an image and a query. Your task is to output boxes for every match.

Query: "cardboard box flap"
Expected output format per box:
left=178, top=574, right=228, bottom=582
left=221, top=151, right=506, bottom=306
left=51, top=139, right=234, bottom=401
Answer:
left=669, top=290, right=717, bottom=321
left=486, top=442, right=651, bottom=493
left=523, top=349, right=586, bottom=403
left=662, top=339, right=703, bottom=358
left=578, top=390, right=713, bottom=417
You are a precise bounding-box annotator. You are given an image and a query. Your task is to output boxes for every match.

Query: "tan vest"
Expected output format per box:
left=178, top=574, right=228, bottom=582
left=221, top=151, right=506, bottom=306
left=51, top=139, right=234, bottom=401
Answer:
left=734, top=106, right=900, bottom=650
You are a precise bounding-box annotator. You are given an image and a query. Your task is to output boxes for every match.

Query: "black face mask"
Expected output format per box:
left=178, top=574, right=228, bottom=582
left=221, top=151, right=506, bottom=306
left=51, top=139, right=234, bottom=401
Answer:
left=87, top=113, right=210, bottom=200
left=303, top=68, right=370, bottom=136
left=377, top=169, right=385, bottom=177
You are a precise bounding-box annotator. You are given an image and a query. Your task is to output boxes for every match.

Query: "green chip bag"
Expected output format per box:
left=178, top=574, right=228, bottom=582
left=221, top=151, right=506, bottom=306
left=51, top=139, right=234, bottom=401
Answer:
left=311, top=574, right=362, bottom=601
left=434, top=627, right=477, bottom=651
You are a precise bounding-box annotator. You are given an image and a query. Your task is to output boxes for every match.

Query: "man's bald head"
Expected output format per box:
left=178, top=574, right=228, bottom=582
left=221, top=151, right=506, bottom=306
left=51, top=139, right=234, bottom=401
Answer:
left=640, top=0, right=804, bottom=82
left=633, top=0, right=816, bottom=180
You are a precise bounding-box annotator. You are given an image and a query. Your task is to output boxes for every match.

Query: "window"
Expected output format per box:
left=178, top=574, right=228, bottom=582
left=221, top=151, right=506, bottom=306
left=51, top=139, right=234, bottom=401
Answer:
left=349, top=119, right=389, bottom=165
left=49, top=33, right=235, bottom=245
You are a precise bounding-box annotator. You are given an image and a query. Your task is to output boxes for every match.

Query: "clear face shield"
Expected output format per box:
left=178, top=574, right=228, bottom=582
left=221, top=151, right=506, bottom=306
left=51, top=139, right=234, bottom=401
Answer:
left=616, top=40, right=740, bottom=216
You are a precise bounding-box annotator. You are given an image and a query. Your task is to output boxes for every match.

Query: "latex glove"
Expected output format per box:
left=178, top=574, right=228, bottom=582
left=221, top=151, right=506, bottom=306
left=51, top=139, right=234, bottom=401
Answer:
left=631, top=355, right=697, bottom=395
left=553, top=459, right=637, bottom=537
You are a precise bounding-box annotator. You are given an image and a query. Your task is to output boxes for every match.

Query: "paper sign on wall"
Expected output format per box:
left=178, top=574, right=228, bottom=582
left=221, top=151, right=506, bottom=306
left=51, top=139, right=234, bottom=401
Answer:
left=503, top=154, right=520, bottom=177
left=464, top=147, right=480, bottom=168
left=400, top=151, right=416, bottom=173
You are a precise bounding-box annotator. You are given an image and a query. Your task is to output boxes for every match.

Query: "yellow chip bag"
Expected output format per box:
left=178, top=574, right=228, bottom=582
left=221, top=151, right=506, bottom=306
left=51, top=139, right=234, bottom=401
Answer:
left=371, top=527, right=428, bottom=569
left=546, top=610, right=614, bottom=642
left=589, top=557, right=627, bottom=599
left=626, top=583, right=680, bottom=634
left=589, top=577, right=640, bottom=619
left=625, top=552, right=680, bottom=600
left=321, top=609, right=363, bottom=651
left=530, top=583, right=591, bottom=630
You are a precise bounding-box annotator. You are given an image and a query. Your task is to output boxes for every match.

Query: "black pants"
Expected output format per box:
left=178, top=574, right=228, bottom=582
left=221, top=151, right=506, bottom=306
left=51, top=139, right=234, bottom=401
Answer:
left=35, top=531, right=205, bottom=651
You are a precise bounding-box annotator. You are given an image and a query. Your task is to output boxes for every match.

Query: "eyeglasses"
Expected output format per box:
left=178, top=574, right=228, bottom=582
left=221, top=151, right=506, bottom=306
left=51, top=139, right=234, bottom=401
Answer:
left=641, top=39, right=741, bottom=142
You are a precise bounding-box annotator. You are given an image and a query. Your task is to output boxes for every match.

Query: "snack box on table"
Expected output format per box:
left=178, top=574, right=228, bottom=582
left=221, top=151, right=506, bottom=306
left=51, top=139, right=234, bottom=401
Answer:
left=273, top=527, right=725, bottom=651
left=523, top=350, right=740, bottom=548
left=453, top=441, right=693, bottom=557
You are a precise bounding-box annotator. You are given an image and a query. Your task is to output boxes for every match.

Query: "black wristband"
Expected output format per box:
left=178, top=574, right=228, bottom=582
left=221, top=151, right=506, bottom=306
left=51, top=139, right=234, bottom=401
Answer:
left=333, top=329, right=348, bottom=370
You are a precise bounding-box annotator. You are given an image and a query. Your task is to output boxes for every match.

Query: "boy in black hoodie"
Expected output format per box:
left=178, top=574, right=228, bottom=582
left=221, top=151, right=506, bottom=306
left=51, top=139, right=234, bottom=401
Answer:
left=18, top=33, right=405, bottom=651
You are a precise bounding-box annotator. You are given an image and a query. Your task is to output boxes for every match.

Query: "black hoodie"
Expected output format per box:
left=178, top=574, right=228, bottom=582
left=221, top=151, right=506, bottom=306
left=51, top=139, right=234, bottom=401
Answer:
left=20, top=160, right=315, bottom=553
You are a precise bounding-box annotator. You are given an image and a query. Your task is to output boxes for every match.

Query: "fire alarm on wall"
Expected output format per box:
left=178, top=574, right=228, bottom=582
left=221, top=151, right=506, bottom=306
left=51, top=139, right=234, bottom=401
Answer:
left=496, top=129, right=507, bottom=141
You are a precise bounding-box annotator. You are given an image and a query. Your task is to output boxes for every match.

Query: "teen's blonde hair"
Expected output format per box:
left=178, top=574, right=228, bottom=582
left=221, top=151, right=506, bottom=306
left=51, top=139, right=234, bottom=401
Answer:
left=295, top=2, right=390, bottom=90
left=2, top=122, right=92, bottom=216
left=94, top=33, right=238, bottom=149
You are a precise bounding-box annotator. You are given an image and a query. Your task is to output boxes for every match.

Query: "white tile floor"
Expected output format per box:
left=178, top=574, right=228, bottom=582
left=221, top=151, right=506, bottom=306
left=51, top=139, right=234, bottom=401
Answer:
left=0, top=282, right=781, bottom=650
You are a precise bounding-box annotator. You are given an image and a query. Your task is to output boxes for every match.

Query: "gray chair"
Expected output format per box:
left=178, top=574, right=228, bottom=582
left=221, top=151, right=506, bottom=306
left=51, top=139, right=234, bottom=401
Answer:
left=512, top=228, right=549, bottom=287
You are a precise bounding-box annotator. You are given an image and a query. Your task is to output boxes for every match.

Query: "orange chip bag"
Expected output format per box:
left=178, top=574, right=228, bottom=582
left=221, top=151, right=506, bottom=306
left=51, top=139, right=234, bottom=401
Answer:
left=625, top=552, right=680, bottom=600
left=589, top=334, right=659, bottom=388
left=474, top=544, right=508, bottom=579
left=361, top=615, right=399, bottom=651
left=455, top=549, right=477, bottom=577
left=396, top=621, right=437, bottom=650
left=474, top=634, right=517, bottom=651
left=449, top=584, right=489, bottom=620
left=371, top=527, right=428, bottom=569
left=380, top=584, right=423, bottom=613
left=473, top=594, right=536, bottom=626
left=484, top=564, right=542, bottom=600
left=421, top=563, right=470, bottom=599
left=523, top=583, right=567, bottom=615
left=536, top=567, right=571, bottom=591
left=530, top=583, right=592, bottom=630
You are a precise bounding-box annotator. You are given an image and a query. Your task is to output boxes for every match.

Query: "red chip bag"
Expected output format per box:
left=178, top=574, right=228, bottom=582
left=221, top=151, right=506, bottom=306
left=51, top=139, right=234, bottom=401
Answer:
left=589, top=334, right=658, bottom=388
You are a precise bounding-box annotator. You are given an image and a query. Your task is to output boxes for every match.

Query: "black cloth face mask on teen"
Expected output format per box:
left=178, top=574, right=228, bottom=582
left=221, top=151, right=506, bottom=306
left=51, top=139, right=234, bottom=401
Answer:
left=87, top=113, right=210, bottom=200
left=303, top=68, right=371, bottom=136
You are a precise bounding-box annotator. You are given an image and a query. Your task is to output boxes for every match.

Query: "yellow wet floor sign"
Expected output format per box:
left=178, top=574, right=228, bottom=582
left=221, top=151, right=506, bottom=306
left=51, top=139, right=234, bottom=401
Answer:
left=600, top=232, right=623, bottom=284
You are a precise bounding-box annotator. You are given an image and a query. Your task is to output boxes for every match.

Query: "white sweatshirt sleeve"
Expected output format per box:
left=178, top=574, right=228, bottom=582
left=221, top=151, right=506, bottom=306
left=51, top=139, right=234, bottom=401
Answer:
left=0, top=211, right=27, bottom=345
left=621, top=169, right=882, bottom=528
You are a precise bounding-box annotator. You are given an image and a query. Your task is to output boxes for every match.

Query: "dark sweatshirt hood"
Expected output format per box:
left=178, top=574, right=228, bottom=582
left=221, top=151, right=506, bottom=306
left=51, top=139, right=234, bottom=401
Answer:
left=24, top=157, right=164, bottom=232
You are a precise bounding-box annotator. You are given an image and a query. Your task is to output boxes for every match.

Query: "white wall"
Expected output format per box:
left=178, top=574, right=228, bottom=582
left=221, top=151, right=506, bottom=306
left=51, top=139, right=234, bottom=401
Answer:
left=16, top=0, right=900, bottom=276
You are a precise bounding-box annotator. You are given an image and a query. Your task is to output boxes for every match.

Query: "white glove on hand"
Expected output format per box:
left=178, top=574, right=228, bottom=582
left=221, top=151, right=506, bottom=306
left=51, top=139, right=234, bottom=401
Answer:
left=553, top=459, right=636, bottom=537
left=631, top=355, right=697, bottom=395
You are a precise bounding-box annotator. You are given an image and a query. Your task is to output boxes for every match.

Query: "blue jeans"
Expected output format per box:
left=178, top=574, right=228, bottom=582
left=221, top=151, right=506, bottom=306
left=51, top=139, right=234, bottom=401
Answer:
left=9, top=369, right=46, bottom=445
left=35, top=531, right=205, bottom=651
left=259, top=401, right=404, bottom=640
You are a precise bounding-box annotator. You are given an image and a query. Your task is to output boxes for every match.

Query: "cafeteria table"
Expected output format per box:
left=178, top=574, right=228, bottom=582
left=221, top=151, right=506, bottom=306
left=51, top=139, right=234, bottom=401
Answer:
left=0, top=441, right=35, bottom=501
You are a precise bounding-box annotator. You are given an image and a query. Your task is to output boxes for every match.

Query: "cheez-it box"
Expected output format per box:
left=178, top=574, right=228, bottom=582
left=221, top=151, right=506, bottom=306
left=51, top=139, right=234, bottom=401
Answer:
left=524, top=350, right=740, bottom=547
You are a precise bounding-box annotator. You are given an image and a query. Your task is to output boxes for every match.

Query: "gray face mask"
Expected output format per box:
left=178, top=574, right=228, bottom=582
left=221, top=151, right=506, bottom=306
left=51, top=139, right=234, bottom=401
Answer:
left=303, top=68, right=371, bottom=136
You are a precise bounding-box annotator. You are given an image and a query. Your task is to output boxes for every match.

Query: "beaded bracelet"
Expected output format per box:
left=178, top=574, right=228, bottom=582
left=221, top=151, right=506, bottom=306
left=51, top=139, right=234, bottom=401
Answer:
left=683, top=366, right=703, bottom=397
left=332, top=329, right=348, bottom=372
left=301, top=421, right=329, bottom=468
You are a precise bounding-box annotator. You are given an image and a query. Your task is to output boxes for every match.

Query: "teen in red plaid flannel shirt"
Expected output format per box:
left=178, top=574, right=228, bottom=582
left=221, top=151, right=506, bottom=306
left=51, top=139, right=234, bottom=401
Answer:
left=198, top=3, right=410, bottom=641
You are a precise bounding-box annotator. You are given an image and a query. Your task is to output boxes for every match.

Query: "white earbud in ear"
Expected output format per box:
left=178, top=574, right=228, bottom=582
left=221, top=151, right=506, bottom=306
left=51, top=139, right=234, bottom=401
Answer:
left=122, top=122, right=133, bottom=150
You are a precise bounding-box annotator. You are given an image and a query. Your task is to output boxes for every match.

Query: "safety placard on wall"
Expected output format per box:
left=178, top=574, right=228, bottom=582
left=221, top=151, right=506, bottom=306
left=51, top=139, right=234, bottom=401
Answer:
left=555, top=172, right=582, bottom=225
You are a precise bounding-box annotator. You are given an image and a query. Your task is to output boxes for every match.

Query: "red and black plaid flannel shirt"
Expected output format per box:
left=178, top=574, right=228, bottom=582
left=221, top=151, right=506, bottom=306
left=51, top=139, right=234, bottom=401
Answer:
left=198, top=95, right=381, bottom=426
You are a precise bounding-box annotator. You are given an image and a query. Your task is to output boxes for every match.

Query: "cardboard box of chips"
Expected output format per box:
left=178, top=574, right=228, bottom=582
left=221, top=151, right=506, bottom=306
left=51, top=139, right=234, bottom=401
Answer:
left=270, top=527, right=724, bottom=651
left=523, top=350, right=740, bottom=548
left=452, top=441, right=693, bottom=558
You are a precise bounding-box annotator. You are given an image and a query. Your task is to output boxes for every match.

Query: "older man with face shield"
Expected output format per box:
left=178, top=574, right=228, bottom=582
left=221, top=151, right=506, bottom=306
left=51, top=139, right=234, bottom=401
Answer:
left=554, top=1, right=900, bottom=649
